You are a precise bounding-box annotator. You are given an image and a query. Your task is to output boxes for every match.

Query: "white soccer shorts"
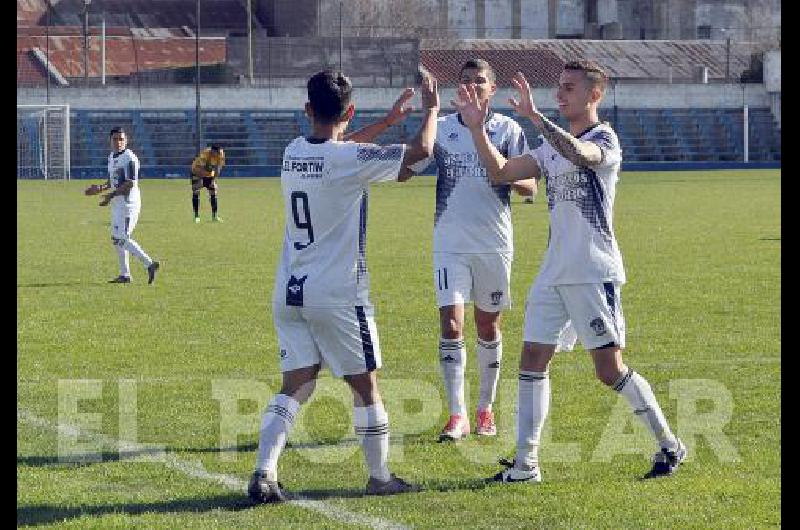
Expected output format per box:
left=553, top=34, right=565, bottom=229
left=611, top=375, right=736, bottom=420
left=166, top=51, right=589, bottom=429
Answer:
left=273, top=303, right=382, bottom=377
left=524, top=279, right=626, bottom=351
left=111, top=202, right=140, bottom=241
left=432, top=252, right=512, bottom=312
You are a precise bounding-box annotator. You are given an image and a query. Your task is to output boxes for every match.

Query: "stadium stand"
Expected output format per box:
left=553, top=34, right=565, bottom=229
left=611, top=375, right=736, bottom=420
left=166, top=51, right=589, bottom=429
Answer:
left=17, top=1, right=779, bottom=175
left=64, top=106, right=779, bottom=178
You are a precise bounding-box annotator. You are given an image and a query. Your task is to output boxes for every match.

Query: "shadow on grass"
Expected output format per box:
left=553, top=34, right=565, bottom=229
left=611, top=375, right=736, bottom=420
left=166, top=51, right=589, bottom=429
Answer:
left=291, top=476, right=488, bottom=501
left=17, top=493, right=254, bottom=527
left=18, top=444, right=259, bottom=468
left=17, top=282, right=86, bottom=288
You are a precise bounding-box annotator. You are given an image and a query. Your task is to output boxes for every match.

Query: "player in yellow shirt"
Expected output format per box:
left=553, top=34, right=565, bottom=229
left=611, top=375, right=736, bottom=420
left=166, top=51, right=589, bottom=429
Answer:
left=190, top=144, right=225, bottom=223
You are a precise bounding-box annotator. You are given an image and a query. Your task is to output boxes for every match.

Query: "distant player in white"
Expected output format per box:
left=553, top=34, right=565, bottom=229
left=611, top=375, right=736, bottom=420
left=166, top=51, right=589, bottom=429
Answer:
left=399, top=59, right=576, bottom=441
left=453, top=60, right=685, bottom=483
left=248, top=70, right=439, bottom=503
left=84, top=127, right=159, bottom=284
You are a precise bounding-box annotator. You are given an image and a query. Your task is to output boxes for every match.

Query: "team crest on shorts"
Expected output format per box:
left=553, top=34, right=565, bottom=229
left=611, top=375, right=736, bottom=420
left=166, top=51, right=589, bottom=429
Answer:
left=589, top=317, right=606, bottom=336
left=490, top=291, right=503, bottom=305
left=286, top=275, right=308, bottom=307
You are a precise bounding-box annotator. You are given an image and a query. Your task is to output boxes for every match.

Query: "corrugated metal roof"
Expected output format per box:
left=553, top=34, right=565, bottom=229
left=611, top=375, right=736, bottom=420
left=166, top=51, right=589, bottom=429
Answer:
left=17, top=35, right=225, bottom=79
left=420, top=39, right=758, bottom=84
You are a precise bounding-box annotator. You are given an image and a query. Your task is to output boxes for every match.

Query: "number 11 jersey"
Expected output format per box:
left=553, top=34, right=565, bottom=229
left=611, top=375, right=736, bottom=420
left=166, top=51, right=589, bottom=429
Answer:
left=272, top=137, right=406, bottom=308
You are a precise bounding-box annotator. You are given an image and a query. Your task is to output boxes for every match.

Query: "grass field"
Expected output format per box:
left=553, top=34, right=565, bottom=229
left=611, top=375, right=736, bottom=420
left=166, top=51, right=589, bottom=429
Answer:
left=18, top=170, right=780, bottom=528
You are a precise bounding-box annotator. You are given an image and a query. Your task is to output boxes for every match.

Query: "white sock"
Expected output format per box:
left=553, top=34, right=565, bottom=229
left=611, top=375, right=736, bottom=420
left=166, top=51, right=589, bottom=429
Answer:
left=477, top=337, right=502, bottom=411
left=122, top=238, right=153, bottom=268
left=255, top=394, right=301, bottom=481
left=353, top=403, right=391, bottom=482
left=614, top=369, right=678, bottom=450
left=515, top=371, right=550, bottom=470
left=115, top=246, right=130, bottom=277
left=439, top=338, right=466, bottom=416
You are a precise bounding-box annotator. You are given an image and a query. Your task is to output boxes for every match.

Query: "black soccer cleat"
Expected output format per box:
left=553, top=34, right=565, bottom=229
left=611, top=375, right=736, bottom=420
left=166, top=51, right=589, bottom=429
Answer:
left=643, top=439, right=687, bottom=479
left=247, top=471, right=288, bottom=504
left=108, top=275, right=131, bottom=284
left=365, top=473, right=419, bottom=496
left=147, top=261, right=160, bottom=285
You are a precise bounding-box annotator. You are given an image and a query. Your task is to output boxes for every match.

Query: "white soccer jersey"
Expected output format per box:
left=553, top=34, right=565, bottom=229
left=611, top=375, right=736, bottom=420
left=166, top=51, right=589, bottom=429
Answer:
left=107, top=148, right=141, bottom=207
left=527, top=122, right=625, bottom=286
left=408, top=112, right=528, bottom=254
left=272, top=137, right=406, bottom=308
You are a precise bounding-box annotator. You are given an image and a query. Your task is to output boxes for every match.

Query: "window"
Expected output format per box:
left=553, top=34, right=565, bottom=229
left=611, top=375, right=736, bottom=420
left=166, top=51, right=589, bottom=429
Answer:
left=697, top=25, right=712, bottom=39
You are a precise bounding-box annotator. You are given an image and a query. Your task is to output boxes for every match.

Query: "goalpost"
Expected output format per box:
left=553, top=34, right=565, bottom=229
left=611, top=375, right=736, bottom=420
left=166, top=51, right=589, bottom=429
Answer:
left=17, top=104, right=71, bottom=180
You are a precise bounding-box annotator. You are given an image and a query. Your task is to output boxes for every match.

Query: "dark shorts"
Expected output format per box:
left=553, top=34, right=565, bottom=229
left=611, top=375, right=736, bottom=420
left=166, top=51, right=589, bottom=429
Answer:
left=191, top=176, right=217, bottom=191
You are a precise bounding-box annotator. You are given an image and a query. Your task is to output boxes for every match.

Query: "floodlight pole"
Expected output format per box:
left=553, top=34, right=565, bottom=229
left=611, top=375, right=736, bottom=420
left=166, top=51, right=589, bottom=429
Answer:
left=743, top=84, right=749, bottom=162
left=612, top=78, right=618, bottom=129
left=726, top=37, right=731, bottom=81
left=247, top=0, right=253, bottom=84
left=101, top=16, right=106, bottom=85
left=196, top=0, right=202, bottom=150
left=83, top=0, right=90, bottom=84
left=46, top=1, right=50, bottom=103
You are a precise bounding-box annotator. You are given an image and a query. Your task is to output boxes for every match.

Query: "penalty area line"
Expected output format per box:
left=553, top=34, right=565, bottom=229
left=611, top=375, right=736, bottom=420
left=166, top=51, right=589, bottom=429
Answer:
left=17, top=409, right=411, bottom=530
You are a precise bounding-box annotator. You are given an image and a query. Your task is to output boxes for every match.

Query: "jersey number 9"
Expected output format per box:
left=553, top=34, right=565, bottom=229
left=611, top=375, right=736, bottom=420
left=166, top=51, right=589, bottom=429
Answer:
left=291, top=191, right=315, bottom=250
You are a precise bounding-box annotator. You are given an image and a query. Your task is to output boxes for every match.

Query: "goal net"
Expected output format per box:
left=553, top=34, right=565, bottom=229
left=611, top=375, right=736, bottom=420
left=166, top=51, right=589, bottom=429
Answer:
left=17, top=104, right=71, bottom=179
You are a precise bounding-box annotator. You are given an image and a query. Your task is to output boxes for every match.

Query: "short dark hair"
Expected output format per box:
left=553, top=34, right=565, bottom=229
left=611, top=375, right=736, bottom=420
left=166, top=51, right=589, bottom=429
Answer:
left=109, top=127, right=127, bottom=137
left=210, top=143, right=221, bottom=151
left=459, top=58, right=496, bottom=84
left=564, top=60, right=608, bottom=91
left=307, top=70, right=352, bottom=124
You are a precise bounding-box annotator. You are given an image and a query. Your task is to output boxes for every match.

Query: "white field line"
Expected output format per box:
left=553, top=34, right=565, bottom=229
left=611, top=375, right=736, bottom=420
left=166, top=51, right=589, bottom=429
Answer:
left=17, top=410, right=411, bottom=530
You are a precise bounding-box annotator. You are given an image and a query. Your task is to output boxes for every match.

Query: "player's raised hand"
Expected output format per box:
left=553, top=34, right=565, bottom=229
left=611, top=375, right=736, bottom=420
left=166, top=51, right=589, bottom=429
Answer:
left=420, top=74, right=440, bottom=111
left=384, top=87, right=415, bottom=126
left=509, top=72, right=538, bottom=119
left=451, top=83, right=487, bottom=130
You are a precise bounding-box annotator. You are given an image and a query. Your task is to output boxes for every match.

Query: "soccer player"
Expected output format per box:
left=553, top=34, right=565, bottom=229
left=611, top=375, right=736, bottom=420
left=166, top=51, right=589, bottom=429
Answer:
left=248, top=70, right=439, bottom=503
left=399, top=59, right=575, bottom=441
left=452, top=61, right=685, bottom=483
left=190, top=143, right=225, bottom=223
left=84, top=127, right=159, bottom=284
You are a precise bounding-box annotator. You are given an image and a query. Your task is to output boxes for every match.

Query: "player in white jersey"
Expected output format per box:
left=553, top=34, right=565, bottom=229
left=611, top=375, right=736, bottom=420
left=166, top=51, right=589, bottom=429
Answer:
left=453, top=60, right=685, bottom=483
left=401, top=59, right=576, bottom=441
left=84, top=128, right=159, bottom=284
left=248, top=70, right=439, bottom=504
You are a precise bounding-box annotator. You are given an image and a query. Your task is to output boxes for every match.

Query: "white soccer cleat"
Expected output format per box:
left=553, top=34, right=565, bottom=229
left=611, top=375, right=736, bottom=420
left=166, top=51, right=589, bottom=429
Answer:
left=490, top=458, right=542, bottom=483
left=438, top=414, right=470, bottom=442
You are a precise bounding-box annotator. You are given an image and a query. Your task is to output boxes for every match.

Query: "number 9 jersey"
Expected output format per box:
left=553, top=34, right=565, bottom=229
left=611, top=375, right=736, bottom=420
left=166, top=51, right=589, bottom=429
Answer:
left=272, top=137, right=406, bottom=308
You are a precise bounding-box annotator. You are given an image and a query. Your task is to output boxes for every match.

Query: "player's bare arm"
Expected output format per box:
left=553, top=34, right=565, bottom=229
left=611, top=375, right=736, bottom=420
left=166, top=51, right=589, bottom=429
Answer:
left=453, top=83, right=541, bottom=184
left=343, top=88, right=415, bottom=143
left=400, top=75, right=439, bottom=170
left=510, top=71, right=602, bottom=167
left=84, top=181, right=110, bottom=196
left=99, top=180, right=133, bottom=206
left=511, top=178, right=537, bottom=196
